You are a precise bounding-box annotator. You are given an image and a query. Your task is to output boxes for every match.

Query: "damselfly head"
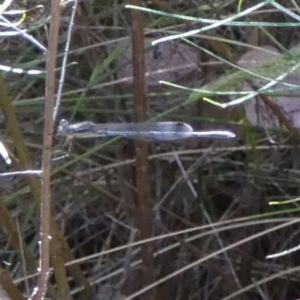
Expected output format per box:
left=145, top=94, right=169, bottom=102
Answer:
left=57, top=119, right=71, bottom=136
left=57, top=119, right=96, bottom=138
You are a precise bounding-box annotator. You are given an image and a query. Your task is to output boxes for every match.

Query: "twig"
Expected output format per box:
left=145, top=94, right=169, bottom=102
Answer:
left=130, top=1, right=156, bottom=300
left=32, top=0, right=62, bottom=299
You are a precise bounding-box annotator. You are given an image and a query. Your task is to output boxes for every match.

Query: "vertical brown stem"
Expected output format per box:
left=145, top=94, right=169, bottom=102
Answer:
left=33, top=0, right=61, bottom=297
left=130, top=1, right=156, bottom=299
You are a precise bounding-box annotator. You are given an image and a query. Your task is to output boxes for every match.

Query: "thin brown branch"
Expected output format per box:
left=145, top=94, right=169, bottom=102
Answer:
left=130, top=1, right=156, bottom=300
left=34, top=0, right=96, bottom=298
left=33, top=0, right=62, bottom=298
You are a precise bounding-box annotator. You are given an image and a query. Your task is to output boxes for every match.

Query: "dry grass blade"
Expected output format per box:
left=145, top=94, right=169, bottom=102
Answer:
left=0, top=266, right=24, bottom=300
left=0, top=54, right=64, bottom=300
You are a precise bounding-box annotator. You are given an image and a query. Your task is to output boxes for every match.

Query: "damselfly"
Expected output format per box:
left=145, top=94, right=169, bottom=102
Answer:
left=57, top=119, right=235, bottom=141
